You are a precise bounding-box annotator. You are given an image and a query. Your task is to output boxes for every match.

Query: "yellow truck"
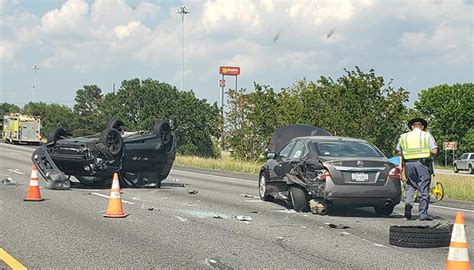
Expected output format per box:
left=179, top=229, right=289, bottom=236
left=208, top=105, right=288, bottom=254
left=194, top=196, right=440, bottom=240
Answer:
left=2, top=113, right=42, bottom=145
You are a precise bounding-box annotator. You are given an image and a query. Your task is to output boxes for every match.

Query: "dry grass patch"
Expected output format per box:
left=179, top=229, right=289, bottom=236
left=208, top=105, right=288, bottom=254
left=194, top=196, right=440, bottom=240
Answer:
left=175, top=154, right=260, bottom=175
left=436, top=174, right=474, bottom=201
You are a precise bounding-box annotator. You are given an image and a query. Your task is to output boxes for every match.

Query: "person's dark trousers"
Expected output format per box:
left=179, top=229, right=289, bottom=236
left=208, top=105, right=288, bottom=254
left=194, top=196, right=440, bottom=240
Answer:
left=404, top=160, right=431, bottom=219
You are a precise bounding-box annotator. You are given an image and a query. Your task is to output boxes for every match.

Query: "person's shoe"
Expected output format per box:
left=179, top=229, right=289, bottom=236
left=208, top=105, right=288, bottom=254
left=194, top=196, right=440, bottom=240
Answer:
left=404, top=204, right=412, bottom=220
left=419, top=215, right=434, bottom=221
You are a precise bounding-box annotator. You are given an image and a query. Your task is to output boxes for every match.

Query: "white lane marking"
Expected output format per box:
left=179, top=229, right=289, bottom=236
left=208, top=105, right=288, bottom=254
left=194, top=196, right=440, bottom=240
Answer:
left=430, top=204, right=474, bottom=213
left=171, top=169, right=256, bottom=183
left=90, top=192, right=135, bottom=205
left=7, top=169, right=25, bottom=175
left=9, top=152, right=21, bottom=156
left=343, top=231, right=385, bottom=247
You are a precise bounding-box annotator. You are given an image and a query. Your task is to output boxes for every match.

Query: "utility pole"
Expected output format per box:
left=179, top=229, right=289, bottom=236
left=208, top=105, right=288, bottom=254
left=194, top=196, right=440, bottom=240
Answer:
left=176, top=5, right=190, bottom=91
left=32, top=65, right=39, bottom=102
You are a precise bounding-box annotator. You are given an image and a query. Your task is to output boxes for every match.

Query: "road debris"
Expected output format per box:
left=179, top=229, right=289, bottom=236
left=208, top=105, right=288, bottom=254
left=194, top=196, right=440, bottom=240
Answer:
left=240, top=193, right=259, bottom=199
left=2, top=177, right=18, bottom=186
left=250, top=211, right=258, bottom=214
left=309, top=199, right=327, bottom=215
left=328, top=223, right=350, bottom=229
left=235, top=215, right=252, bottom=222
left=212, top=215, right=223, bottom=219
left=188, top=190, right=199, bottom=195
left=175, top=216, right=188, bottom=222
left=148, top=207, right=154, bottom=211
left=204, top=258, right=232, bottom=269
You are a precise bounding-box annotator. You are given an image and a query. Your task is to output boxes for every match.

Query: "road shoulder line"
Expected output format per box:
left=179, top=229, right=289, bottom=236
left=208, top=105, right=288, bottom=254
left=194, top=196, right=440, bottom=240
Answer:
left=0, top=248, right=27, bottom=270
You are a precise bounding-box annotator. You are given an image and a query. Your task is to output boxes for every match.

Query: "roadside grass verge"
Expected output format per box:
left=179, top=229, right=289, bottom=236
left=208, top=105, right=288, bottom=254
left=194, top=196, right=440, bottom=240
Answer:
left=175, top=154, right=261, bottom=175
left=436, top=174, right=474, bottom=201
left=175, top=155, right=473, bottom=201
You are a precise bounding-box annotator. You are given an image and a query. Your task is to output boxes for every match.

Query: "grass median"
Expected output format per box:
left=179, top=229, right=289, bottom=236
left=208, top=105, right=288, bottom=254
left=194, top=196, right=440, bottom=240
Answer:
left=175, top=155, right=473, bottom=202
left=435, top=174, right=474, bottom=201
left=175, top=154, right=261, bottom=175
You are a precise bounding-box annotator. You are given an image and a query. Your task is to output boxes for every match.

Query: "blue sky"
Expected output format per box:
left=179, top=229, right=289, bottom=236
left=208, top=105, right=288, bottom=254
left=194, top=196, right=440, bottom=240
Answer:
left=0, top=0, right=472, bottom=107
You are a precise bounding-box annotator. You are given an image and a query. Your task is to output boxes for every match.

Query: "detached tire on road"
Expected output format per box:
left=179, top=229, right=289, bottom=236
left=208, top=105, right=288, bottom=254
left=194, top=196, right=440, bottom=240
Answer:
left=389, top=225, right=452, bottom=248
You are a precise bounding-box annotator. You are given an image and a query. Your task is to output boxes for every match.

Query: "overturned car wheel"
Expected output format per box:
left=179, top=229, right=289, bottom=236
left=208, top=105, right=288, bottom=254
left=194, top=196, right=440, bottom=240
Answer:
left=47, top=127, right=69, bottom=145
left=153, top=121, right=171, bottom=145
left=389, top=224, right=452, bottom=248
left=98, top=128, right=124, bottom=158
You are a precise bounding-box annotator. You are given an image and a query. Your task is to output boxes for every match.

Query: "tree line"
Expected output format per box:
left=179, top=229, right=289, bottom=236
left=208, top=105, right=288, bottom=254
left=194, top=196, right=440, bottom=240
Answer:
left=1, top=67, right=472, bottom=163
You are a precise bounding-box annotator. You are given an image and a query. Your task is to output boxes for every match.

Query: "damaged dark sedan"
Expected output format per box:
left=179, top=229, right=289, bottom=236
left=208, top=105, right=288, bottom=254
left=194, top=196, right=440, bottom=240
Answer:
left=258, top=125, right=401, bottom=216
left=32, top=119, right=176, bottom=189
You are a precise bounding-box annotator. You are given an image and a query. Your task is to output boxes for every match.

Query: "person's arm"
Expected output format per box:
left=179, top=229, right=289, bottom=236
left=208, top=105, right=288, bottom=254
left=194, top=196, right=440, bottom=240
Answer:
left=428, top=134, right=438, bottom=157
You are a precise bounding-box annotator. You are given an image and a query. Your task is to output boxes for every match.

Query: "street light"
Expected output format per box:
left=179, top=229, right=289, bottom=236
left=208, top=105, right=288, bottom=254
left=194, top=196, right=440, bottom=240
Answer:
left=176, top=5, right=190, bottom=91
left=32, top=65, right=39, bottom=102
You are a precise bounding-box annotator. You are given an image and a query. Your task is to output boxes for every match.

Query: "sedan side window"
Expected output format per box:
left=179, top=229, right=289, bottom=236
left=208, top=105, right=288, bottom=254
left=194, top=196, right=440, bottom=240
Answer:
left=289, top=141, right=306, bottom=159
left=279, top=141, right=295, bottom=158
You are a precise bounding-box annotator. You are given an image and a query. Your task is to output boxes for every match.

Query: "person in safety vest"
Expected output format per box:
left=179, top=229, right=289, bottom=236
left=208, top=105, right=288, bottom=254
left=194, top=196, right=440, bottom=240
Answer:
left=396, top=117, right=438, bottom=221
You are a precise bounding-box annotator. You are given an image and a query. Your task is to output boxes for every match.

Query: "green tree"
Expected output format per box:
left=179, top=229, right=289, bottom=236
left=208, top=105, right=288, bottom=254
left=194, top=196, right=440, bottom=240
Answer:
left=100, top=78, right=221, bottom=157
left=226, top=84, right=279, bottom=160
left=72, top=85, right=103, bottom=135
left=0, top=103, right=21, bottom=116
left=415, top=83, right=474, bottom=161
left=22, top=102, right=74, bottom=137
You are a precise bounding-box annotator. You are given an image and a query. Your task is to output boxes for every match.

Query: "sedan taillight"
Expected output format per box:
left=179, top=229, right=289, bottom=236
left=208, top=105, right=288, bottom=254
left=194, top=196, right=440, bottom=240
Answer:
left=389, top=167, right=401, bottom=179
left=318, top=170, right=331, bottom=181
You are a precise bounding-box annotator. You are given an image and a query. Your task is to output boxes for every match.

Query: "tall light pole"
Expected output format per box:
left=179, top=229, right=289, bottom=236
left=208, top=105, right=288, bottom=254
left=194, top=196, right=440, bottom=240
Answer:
left=32, top=65, right=39, bottom=102
left=176, top=5, right=190, bottom=91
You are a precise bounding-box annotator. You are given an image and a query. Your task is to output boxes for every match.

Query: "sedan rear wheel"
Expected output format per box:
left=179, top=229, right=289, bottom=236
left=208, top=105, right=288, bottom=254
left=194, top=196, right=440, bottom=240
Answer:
left=258, top=173, right=273, bottom=202
left=289, top=186, right=309, bottom=212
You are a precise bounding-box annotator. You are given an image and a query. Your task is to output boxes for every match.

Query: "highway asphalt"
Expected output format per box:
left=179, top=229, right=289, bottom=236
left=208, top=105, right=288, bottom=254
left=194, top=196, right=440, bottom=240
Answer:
left=0, top=143, right=473, bottom=269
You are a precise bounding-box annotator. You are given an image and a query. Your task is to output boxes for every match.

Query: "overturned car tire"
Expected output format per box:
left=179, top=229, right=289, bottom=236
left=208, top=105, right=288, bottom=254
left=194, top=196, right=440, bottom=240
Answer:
left=389, top=224, right=452, bottom=248
left=98, top=128, right=124, bottom=158
left=47, top=127, right=69, bottom=145
left=153, top=121, right=171, bottom=145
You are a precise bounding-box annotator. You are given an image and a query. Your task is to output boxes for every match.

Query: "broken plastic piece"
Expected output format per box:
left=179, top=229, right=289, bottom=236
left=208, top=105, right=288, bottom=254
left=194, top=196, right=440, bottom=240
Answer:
left=1, top=177, right=18, bottom=186
left=235, top=215, right=252, bottom=221
left=188, top=190, right=198, bottom=195
left=328, top=223, right=350, bottom=229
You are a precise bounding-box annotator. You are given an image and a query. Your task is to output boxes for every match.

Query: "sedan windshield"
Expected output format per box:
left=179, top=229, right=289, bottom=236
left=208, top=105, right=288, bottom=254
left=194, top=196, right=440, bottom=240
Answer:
left=314, top=140, right=384, bottom=158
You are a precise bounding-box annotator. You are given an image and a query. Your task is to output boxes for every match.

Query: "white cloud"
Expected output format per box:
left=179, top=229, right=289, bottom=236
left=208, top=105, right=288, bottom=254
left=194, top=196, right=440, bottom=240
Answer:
left=0, top=41, right=15, bottom=63
left=41, top=0, right=90, bottom=37
left=400, top=25, right=472, bottom=64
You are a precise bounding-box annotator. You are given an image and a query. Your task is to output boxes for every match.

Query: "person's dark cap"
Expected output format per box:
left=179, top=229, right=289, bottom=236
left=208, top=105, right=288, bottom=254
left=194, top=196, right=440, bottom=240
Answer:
left=408, top=117, right=428, bottom=130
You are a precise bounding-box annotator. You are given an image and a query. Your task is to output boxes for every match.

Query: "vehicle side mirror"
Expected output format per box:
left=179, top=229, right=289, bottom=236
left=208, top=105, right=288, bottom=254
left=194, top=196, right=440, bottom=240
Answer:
left=266, top=152, right=276, bottom=159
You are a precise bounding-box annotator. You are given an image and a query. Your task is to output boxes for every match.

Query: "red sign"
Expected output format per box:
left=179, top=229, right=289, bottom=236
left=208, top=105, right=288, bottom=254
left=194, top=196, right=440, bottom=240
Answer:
left=219, top=79, right=225, bottom=87
left=219, top=66, right=240, bottom=76
left=443, top=141, right=457, bottom=150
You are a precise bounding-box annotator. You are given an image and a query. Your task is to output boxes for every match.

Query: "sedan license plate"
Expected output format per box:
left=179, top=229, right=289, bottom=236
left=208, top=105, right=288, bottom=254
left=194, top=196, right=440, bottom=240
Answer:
left=351, top=172, right=369, bottom=182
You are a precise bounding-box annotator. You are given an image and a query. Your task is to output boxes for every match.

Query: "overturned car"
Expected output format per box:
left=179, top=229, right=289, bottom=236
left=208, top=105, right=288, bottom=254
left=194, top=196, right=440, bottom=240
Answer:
left=31, top=119, right=176, bottom=190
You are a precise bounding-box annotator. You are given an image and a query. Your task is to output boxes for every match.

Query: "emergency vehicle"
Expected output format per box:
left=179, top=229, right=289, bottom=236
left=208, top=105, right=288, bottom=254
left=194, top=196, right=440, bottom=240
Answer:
left=2, top=113, right=42, bottom=144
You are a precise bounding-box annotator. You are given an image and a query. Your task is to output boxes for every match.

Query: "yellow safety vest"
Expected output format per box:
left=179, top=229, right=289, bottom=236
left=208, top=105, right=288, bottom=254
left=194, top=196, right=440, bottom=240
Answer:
left=400, top=130, right=431, bottom=160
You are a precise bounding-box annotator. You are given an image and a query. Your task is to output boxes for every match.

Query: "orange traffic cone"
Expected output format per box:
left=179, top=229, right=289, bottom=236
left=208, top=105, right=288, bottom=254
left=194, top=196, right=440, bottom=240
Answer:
left=103, top=172, right=127, bottom=218
left=446, top=212, right=471, bottom=270
left=24, top=165, right=45, bottom=202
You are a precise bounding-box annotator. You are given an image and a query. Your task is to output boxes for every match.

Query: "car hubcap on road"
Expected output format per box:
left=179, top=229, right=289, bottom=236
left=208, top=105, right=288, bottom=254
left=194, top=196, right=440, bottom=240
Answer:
left=259, top=175, right=266, bottom=198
